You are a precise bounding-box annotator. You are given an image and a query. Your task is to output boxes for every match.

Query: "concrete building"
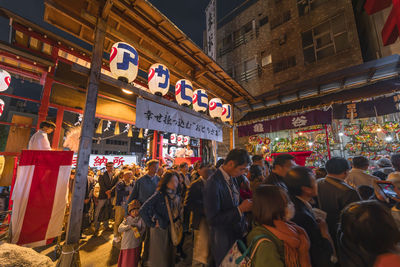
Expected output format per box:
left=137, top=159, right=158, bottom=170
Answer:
left=216, top=0, right=364, bottom=110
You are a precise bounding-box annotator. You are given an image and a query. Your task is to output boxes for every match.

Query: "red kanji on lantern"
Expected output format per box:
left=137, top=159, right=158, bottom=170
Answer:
left=365, top=0, right=400, bottom=45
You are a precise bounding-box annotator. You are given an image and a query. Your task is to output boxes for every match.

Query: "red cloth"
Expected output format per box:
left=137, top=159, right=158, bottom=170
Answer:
left=118, top=247, right=141, bottom=267
left=374, top=253, right=400, bottom=267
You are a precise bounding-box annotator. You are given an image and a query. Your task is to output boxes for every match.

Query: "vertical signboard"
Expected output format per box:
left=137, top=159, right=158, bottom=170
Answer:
left=205, top=0, right=217, bottom=60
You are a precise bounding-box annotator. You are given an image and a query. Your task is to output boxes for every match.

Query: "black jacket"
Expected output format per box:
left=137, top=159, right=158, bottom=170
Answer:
left=317, top=177, right=361, bottom=247
left=184, top=177, right=206, bottom=230
left=204, top=169, right=246, bottom=266
left=291, top=196, right=334, bottom=267
left=264, top=171, right=288, bottom=191
left=98, top=172, right=118, bottom=199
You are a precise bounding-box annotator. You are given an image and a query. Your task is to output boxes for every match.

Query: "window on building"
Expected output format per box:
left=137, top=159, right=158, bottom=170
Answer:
left=297, top=0, right=329, bottom=16
left=238, top=57, right=258, bottom=82
left=259, top=16, right=269, bottom=27
left=301, top=13, right=350, bottom=64
left=270, top=11, right=291, bottom=30
left=273, top=56, right=296, bottom=73
left=261, top=51, right=272, bottom=67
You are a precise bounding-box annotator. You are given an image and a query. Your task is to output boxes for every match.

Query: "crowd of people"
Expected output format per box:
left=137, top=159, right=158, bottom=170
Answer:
left=70, top=150, right=400, bottom=267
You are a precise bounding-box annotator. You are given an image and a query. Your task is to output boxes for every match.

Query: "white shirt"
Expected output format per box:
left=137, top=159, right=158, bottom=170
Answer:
left=28, top=130, right=51, bottom=150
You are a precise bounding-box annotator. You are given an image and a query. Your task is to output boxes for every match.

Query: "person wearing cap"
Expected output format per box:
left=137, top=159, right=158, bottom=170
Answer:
left=28, top=120, right=56, bottom=150
left=373, top=158, right=395, bottom=180
left=118, top=200, right=145, bottom=267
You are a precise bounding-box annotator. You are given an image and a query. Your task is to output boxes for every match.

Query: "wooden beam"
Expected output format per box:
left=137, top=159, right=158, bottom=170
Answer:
left=101, top=0, right=113, bottom=19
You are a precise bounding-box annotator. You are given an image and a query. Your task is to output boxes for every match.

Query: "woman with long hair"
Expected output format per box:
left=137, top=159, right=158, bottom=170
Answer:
left=139, top=170, right=182, bottom=267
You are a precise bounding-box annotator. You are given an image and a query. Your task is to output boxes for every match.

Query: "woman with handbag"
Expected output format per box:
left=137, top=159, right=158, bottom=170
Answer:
left=140, top=170, right=182, bottom=267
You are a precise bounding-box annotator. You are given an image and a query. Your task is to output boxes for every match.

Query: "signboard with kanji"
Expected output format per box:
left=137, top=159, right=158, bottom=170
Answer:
left=72, top=154, right=137, bottom=168
left=135, top=98, right=223, bottom=142
left=205, top=0, right=217, bottom=59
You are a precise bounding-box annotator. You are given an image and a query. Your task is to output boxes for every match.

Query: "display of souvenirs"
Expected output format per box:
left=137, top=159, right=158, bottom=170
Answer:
left=273, top=139, right=292, bottom=153
left=355, top=134, right=372, bottom=143
left=362, top=123, right=382, bottom=134
left=292, top=137, right=309, bottom=152
left=386, top=142, right=400, bottom=153
left=344, top=124, right=360, bottom=136
left=383, top=121, right=400, bottom=132
left=345, top=142, right=362, bottom=153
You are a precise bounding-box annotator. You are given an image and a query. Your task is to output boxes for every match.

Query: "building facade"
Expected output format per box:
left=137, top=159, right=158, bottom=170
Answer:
left=216, top=0, right=364, bottom=103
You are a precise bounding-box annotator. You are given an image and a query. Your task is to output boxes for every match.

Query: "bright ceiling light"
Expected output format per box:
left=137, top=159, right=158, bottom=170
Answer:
left=122, top=88, right=133, bottom=95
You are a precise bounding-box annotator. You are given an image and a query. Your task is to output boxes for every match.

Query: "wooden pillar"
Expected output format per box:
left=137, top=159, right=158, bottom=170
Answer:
left=37, top=47, right=59, bottom=128
left=52, top=107, right=64, bottom=149
left=152, top=130, right=158, bottom=159
left=158, top=133, right=163, bottom=162
left=230, top=126, right=235, bottom=150
left=60, top=17, right=106, bottom=255
left=324, top=124, right=331, bottom=159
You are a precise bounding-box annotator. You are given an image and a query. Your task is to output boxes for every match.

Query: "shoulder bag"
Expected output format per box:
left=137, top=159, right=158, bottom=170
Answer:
left=165, top=195, right=183, bottom=246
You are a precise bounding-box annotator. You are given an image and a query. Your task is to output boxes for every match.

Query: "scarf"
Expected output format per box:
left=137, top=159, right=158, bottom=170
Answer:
left=264, top=220, right=311, bottom=267
left=166, top=189, right=181, bottom=219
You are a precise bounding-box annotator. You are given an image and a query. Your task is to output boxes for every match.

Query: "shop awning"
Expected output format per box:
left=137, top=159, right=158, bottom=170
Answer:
left=238, top=54, right=400, bottom=122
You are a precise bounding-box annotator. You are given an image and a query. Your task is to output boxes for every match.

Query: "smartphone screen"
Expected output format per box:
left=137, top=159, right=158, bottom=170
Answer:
left=377, top=183, right=399, bottom=199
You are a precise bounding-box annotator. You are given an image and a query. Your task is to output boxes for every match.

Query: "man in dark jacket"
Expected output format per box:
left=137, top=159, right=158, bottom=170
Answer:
left=317, top=157, right=361, bottom=248
left=127, top=159, right=159, bottom=265
left=94, top=162, right=117, bottom=232
left=185, top=164, right=215, bottom=266
left=264, top=153, right=295, bottom=191
left=204, top=149, right=252, bottom=266
left=284, top=166, right=335, bottom=267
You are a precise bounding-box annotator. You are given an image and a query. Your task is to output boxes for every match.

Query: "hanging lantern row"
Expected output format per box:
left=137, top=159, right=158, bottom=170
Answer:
left=170, top=133, right=190, bottom=146
left=0, top=68, right=11, bottom=117
left=109, top=42, right=232, bottom=123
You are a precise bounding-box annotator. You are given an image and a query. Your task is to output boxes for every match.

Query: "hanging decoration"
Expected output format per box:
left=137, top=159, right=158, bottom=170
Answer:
left=177, top=135, right=184, bottom=146
left=114, top=122, right=120, bottom=135
left=192, top=89, right=208, bottom=112
left=74, top=114, right=83, bottom=126
left=138, top=128, right=144, bottom=139
left=127, top=125, right=133, bottom=137
left=221, top=104, right=232, bottom=123
left=95, top=119, right=103, bottom=134
left=104, top=120, right=112, bottom=132
left=110, top=42, right=139, bottom=83
left=209, top=98, right=223, bottom=119
left=0, top=98, right=4, bottom=117
left=148, top=63, right=170, bottom=96
left=170, top=133, right=177, bottom=144
left=0, top=69, right=11, bottom=92
left=175, top=79, right=193, bottom=106
left=183, top=136, right=190, bottom=146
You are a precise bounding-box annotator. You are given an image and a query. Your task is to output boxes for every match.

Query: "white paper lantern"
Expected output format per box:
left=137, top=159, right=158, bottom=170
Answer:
left=175, top=79, right=193, bottom=106
left=177, top=135, right=184, bottom=146
left=148, top=63, right=170, bottom=96
left=193, top=89, right=208, bottom=112
left=221, top=104, right=233, bottom=122
left=0, top=98, right=5, bottom=117
left=170, top=133, right=177, bottom=144
left=110, top=42, right=139, bottom=83
left=0, top=69, right=10, bottom=92
left=209, top=98, right=223, bottom=118
left=183, top=136, right=190, bottom=146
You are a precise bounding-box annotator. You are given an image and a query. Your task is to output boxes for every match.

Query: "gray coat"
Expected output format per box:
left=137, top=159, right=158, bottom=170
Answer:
left=118, top=216, right=146, bottom=250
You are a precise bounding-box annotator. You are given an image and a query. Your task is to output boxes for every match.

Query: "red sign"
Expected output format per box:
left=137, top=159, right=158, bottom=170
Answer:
left=365, top=0, right=400, bottom=45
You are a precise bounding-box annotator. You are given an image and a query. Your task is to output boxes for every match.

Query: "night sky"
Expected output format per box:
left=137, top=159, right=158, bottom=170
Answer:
left=149, top=0, right=246, bottom=46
